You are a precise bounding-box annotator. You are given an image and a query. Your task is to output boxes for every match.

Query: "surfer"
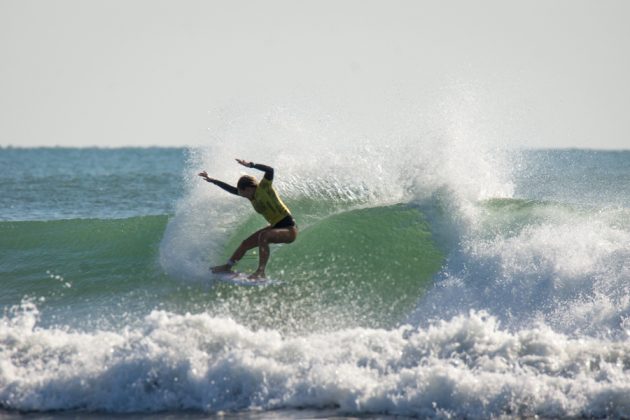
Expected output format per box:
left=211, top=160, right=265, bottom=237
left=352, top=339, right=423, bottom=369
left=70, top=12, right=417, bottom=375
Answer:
left=198, top=159, right=297, bottom=279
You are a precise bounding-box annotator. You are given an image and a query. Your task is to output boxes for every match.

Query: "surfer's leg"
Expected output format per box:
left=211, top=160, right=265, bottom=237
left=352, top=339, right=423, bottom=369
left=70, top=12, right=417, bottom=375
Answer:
left=250, top=227, right=298, bottom=278
left=211, top=227, right=270, bottom=273
left=232, top=226, right=271, bottom=261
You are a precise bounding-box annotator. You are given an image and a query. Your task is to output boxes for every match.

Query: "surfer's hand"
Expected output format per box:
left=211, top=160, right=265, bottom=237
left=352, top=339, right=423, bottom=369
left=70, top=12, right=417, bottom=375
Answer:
left=198, top=171, right=213, bottom=182
left=236, top=159, right=252, bottom=168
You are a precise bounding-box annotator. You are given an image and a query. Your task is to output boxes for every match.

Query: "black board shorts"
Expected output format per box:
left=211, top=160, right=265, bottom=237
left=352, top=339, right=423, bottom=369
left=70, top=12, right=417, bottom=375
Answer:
left=273, top=214, right=297, bottom=229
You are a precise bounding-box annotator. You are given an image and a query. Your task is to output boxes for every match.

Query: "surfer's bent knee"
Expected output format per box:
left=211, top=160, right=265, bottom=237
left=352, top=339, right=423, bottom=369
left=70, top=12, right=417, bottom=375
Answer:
left=278, top=226, right=298, bottom=244
left=287, top=227, right=298, bottom=243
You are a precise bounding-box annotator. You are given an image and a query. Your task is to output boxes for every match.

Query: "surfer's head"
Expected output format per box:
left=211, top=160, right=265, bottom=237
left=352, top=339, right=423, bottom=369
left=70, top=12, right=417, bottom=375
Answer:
left=237, top=175, right=257, bottom=199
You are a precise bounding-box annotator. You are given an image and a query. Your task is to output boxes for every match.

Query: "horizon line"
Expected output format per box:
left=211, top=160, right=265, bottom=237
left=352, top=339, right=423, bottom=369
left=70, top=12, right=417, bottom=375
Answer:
left=1, top=144, right=629, bottom=152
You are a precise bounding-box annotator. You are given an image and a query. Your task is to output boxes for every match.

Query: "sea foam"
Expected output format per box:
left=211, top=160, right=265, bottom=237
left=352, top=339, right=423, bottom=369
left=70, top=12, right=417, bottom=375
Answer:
left=1, top=302, right=629, bottom=417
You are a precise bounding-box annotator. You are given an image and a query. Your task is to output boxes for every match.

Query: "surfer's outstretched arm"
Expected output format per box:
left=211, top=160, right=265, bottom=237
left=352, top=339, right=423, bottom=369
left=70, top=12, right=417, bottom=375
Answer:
left=198, top=171, right=239, bottom=195
left=236, top=159, right=274, bottom=181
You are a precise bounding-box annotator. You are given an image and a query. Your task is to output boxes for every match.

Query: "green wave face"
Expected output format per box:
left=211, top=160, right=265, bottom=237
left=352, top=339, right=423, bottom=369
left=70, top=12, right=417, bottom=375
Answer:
left=0, top=216, right=171, bottom=323
left=1, top=204, right=444, bottom=332
left=212, top=203, right=444, bottom=331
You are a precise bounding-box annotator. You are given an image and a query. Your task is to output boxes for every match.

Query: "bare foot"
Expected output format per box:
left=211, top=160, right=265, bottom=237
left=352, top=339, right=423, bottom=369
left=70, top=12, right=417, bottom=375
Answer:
left=211, top=264, right=233, bottom=273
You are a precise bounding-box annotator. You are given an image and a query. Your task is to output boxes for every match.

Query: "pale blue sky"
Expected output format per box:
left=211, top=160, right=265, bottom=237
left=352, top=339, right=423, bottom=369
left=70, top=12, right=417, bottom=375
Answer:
left=1, top=0, right=629, bottom=149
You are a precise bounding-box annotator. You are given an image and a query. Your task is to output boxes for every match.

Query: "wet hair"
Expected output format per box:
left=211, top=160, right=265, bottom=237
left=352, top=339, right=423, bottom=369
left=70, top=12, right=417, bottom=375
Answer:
left=237, top=175, right=258, bottom=191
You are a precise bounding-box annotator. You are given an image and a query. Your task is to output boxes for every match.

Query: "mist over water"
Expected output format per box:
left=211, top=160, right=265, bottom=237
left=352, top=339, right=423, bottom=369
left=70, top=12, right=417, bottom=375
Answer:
left=1, top=101, right=630, bottom=417
left=160, top=94, right=516, bottom=279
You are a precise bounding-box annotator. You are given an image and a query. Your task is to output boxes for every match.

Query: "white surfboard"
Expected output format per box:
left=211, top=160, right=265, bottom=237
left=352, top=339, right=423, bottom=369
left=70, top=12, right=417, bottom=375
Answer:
left=212, top=270, right=284, bottom=287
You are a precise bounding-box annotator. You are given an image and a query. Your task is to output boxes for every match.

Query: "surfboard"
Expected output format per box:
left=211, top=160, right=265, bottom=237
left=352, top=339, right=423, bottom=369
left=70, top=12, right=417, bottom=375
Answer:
left=211, top=270, right=284, bottom=287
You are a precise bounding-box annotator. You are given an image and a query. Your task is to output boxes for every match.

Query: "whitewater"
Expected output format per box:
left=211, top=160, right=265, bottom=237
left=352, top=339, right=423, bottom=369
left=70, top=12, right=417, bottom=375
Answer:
left=1, top=109, right=630, bottom=417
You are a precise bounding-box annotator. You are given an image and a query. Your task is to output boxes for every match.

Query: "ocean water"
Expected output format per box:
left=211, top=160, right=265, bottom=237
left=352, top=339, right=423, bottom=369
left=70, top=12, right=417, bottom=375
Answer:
left=1, top=138, right=630, bottom=417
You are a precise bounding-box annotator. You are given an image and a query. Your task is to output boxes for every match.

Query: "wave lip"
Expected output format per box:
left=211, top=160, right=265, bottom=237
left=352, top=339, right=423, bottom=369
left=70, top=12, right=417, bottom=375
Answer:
left=1, top=305, right=629, bottom=418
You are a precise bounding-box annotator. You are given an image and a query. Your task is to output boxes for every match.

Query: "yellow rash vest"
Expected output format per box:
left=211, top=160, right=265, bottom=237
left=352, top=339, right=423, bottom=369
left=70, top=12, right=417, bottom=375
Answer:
left=250, top=178, right=291, bottom=226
